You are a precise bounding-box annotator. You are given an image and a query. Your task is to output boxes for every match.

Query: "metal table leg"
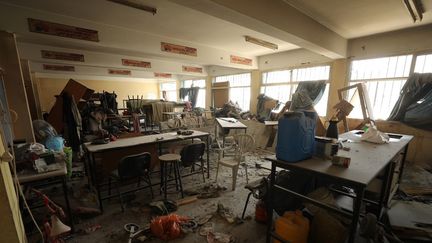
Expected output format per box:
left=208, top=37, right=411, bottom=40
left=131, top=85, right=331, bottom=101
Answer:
left=207, top=135, right=210, bottom=178
left=348, top=186, right=365, bottom=243
left=266, top=163, right=276, bottom=243
left=62, top=177, right=74, bottom=232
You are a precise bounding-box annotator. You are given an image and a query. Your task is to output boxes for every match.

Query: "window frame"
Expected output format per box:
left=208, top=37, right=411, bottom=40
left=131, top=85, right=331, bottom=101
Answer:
left=346, top=50, right=432, bottom=120
left=159, top=81, right=177, bottom=102
left=213, top=72, right=252, bottom=111
left=261, top=64, right=332, bottom=117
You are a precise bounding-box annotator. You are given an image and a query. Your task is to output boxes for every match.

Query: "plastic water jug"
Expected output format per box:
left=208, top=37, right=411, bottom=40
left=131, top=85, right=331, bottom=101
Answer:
left=276, top=111, right=317, bottom=162
left=274, top=210, right=309, bottom=243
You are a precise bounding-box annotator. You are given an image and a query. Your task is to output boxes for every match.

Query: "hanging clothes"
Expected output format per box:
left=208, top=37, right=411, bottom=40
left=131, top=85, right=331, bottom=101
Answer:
left=388, top=73, right=432, bottom=130
left=62, top=93, right=82, bottom=152
left=294, top=80, right=327, bottom=105
left=179, top=87, right=200, bottom=107
left=290, top=80, right=327, bottom=111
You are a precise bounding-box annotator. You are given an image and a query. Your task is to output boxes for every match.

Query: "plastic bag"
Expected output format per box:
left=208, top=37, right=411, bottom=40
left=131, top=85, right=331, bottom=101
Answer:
left=361, top=125, right=389, bottom=144
left=150, top=214, right=189, bottom=240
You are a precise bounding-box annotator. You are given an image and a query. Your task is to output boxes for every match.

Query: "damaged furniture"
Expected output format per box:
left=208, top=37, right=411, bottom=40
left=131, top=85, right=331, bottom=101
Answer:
left=265, top=130, right=413, bottom=243
left=84, top=130, right=210, bottom=211
left=216, top=134, right=255, bottom=190
left=215, top=117, right=247, bottom=156
left=18, top=161, right=74, bottom=231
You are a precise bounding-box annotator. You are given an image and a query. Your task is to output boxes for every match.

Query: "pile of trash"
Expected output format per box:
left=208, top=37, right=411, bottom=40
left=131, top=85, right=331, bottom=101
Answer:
left=213, top=101, right=253, bottom=120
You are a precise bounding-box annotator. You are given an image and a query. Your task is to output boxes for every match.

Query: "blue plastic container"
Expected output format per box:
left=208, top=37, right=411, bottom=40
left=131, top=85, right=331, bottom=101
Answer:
left=276, top=111, right=317, bottom=162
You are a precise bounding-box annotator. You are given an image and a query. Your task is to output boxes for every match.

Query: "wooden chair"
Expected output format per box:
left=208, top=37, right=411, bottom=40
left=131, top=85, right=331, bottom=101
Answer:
left=215, top=134, right=255, bottom=190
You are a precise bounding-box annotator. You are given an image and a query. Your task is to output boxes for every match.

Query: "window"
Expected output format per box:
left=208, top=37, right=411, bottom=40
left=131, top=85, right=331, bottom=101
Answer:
left=415, top=53, right=432, bottom=73
left=348, top=55, right=413, bottom=120
left=214, top=73, right=251, bottom=111
left=182, top=79, right=206, bottom=108
left=261, top=65, right=330, bottom=116
left=160, top=82, right=177, bottom=101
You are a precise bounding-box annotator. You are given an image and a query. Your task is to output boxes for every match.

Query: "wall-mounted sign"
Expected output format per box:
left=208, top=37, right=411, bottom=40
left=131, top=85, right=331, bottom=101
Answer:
left=108, top=69, right=131, bottom=75
left=121, top=58, right=151, bottom=68
left=161, top=42, right=197, bottom=57
left=43, top=64, right=75, bottom=72
left=230, top=55, right=252, bottom=66
left=154, top=72, right=172, bottom=78
left=182, top=65, right=203, bottom=73
left=28, top=18, right=99, bottom=42
left=41, top=50, right=85, bottom=62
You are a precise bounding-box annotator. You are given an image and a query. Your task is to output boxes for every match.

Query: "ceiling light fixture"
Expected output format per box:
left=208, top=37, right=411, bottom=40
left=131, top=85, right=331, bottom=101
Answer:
left=245, top=36, right=278, bottom=50
left=107, top=0, right=157, bottom=15
left=403, top=0, right=424, bottom=22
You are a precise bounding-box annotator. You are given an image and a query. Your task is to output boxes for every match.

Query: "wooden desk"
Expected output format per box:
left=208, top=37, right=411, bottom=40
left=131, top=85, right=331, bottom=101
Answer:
left=215, top=118, right=247, bottom=155
left=18, top=162, right=74, bottom=232
left=265, top=131, right=413, bottom=243
left=84, top=130, right=210, bottom=211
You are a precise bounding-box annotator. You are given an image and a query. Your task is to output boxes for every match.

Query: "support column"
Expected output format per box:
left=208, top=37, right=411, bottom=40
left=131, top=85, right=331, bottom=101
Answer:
left=249, top=70, right=261, bottom=114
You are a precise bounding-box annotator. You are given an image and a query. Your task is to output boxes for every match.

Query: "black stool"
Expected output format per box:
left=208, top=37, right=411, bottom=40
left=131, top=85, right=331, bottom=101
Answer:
left=158, top=154, right=184, bottom=199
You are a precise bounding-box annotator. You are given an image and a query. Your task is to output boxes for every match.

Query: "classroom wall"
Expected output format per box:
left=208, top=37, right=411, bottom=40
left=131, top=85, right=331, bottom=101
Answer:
left=35, top=77, right=159, bottom=112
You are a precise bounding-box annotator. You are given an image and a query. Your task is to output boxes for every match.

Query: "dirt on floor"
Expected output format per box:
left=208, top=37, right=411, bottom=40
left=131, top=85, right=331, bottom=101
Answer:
left=41, top=148, right=274, bottom=243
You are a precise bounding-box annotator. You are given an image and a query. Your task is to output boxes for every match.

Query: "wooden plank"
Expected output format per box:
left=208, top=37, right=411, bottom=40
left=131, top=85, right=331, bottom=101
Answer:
left=20, top=59, right=41, bottom=120
left=0, top=31, right=35, bottom=142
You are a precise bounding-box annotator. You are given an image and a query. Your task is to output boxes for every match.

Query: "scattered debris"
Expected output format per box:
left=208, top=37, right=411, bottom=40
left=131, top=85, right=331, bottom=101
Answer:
left=84, top=223, right=102, bottom=234
left=177, top=196, right=198, bottom=206
left=207, top=232, right=234, bottom=243
left=184, top=183, right=227, bottom=199
left=149, top=200, right=178, bottom=215
left=73, top=206, right=102, bottom=218
left=196, top=214, right=213, bottom=226
left=199, top=222, right=214, bottom=236
left=217, top=203, right=241, bottom=224
left=150, top=214, right=189, bottom=240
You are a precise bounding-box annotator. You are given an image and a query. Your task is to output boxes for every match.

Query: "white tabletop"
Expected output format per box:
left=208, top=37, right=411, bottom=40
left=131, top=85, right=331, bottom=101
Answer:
left=267, top=131, right=413, bottom=186
left=18, top=162, right=67, bottom=184
left=264, top=121, right=278, bottom=126
left=216, top=118, right=247, bottom=129
left=84, top=130, right=209, bottom=153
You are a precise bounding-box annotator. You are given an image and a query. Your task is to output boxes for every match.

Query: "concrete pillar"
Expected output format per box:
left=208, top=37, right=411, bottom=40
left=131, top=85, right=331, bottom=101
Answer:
left=205, top=75, right=213, bottom=109
left=249, top=70, right=261, bottom=114
left=327, top=59, right=349, bottom=120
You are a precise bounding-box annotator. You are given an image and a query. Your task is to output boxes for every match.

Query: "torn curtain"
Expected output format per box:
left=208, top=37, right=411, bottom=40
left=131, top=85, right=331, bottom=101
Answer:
left=179, top=87, right=200, bottom=108
left=388, top=73, right=432, bottom=130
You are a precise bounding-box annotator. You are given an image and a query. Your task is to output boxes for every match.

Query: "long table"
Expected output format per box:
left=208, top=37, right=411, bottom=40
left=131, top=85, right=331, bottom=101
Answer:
left=84, top=130, right=210, bottom=211
left=265, top=130, right=413, bottom=243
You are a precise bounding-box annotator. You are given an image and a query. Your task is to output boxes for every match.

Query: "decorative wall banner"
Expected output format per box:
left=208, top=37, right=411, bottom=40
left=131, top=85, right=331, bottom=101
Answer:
left=154, top=72, right=172, bottom=78
left=108, top=69, right=131, bottom=75
left=121, top=58, right=151, bottom=68
left=28, top=18, right=99, bottom=42
left=41, top=50, right=85, bottom=62
left=182, top=65, right=203, bottom=73
left=43, top=64, right=75, bottom=72
left=230, top=55, right=252, bottom=66
left=161, top=42, right=197, bottom=57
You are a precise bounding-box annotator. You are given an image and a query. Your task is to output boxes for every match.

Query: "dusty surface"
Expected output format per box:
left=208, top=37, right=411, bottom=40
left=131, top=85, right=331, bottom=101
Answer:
left=60, top=147, right=274, bottom=243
